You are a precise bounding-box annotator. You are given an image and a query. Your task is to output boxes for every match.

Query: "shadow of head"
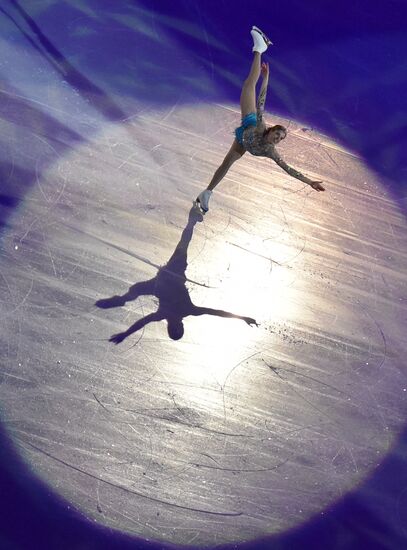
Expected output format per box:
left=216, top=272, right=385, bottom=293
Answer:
left=167, top=316, right=185, bottom=340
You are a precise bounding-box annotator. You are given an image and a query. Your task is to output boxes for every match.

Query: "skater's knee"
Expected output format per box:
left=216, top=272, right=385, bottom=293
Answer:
left=242, top=78, right=254, bottom=90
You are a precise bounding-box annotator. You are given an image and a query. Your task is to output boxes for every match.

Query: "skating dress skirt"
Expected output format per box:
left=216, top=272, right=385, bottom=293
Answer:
left=235, top=112, right=257, bottom=146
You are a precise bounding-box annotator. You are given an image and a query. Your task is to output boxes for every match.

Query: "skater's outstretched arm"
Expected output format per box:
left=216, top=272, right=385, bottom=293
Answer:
left=257, top=62, right=269, bottom=124
left=267, top=149, right=325, bottom=191
left=109, top=312, right=164, bottom=344
left=192, top=306, right=258, bottom=326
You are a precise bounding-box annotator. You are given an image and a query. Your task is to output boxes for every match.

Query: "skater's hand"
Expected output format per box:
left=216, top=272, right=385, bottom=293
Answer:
left=309, top=180, right=325, bottom=192
left=110, top=332, right=126, bottom=344
left=261, top=62, right=269, bottom=79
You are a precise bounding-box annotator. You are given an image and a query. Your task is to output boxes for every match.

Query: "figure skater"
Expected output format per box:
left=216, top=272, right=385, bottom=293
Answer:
left=195, top=26, right=325, bottom=213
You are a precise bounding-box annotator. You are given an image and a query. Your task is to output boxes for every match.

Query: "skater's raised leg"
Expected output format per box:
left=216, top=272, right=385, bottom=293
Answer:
left=195, top=26, right=270, bottom=213
left=240, top=51, right=262, bottom=119
left=240, top=26, right=270, bottom=117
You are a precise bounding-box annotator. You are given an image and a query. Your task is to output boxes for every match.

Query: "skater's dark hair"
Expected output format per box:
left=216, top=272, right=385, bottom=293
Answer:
left=264, top=125, right=287, bottom=138
left=167, top=317, right=184, bottom=340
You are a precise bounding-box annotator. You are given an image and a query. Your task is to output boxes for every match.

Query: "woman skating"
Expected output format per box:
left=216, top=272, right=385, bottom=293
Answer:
left=196, top=26, right=325, bottom=213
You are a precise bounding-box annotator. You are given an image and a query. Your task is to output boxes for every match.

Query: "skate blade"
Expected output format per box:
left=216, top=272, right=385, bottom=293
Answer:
left=252, top=25, right=273, bottom=46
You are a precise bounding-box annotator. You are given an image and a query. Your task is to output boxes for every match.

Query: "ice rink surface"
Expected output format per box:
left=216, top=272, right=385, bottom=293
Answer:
left=1, top=1, right=406, bottom=549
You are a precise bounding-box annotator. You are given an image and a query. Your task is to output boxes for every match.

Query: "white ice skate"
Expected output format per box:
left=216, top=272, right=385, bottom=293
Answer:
left=251, top=25, right=273, bottom=53
left=195, top=189, right=212, bottom=213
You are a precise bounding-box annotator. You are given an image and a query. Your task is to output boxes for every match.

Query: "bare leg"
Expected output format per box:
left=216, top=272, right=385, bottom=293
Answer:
left=196, top=31, right=268, bottom=211
left=205, top=52, right=262, bottom=192
left=207, top=139, right=245, bottom=191
left=240, top=52, right=261, bottom=118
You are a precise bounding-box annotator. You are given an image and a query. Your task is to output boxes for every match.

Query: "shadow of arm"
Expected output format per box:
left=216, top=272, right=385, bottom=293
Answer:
left=192, top=307, right=259, bottom=327
left=96, top=279, right=156, bottom=309
left=109, top=312, right=163, bottom=344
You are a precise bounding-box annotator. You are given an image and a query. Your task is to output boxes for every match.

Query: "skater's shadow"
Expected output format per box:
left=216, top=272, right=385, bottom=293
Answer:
left=96, top=207, right=258, bottom=343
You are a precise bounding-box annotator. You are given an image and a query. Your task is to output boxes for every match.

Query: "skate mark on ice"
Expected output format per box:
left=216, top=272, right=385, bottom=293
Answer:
left=17, top=438, right=242, bottom=517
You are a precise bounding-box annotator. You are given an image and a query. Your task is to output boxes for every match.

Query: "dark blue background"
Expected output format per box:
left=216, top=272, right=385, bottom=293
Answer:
left=1, top=0, right=406, bottom=548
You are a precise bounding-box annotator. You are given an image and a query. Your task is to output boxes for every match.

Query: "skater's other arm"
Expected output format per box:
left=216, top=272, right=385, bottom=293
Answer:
left=268, top=149, right=325, bottom=191
left=256, top=62, right=269, bottom=124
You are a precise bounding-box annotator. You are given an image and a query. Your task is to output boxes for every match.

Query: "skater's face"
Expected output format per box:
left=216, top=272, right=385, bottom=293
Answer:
left=267, top=128, right=286, bottom=145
